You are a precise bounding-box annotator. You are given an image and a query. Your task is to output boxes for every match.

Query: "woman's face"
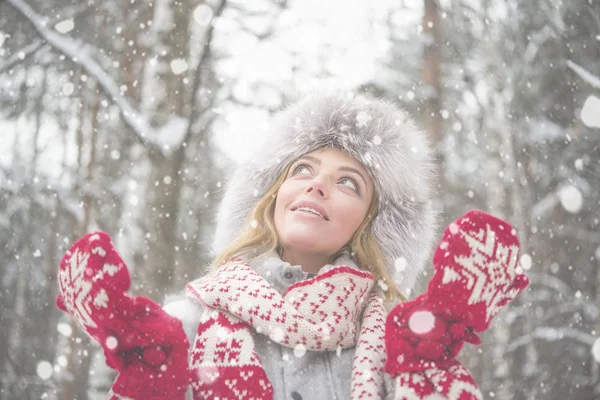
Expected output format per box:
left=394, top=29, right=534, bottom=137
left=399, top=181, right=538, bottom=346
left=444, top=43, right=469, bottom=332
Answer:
left=274, top=148, right=374, bottom=260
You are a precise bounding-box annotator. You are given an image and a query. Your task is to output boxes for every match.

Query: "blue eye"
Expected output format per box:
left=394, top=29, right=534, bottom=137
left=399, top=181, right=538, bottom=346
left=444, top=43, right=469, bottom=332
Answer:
left=292, top=164, right=312, bottom=176
left=339, top=177, right=360, bottom=193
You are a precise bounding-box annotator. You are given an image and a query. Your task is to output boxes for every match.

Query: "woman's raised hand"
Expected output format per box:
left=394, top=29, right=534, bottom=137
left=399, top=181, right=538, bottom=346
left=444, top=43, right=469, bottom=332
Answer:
left=57, top=232, right=190, bottom=400
left=384, top=210, right=529, bottom=399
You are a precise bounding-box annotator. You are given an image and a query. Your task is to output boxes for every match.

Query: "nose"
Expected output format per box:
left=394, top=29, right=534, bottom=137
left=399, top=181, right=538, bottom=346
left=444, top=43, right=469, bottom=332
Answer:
left=305, top=179, right=329, bottom=198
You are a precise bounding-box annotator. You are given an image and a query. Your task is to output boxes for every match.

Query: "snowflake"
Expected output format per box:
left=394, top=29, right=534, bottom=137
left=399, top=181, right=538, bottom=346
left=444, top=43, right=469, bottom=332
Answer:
left=93, top=288, right=109, bottom=309
left=59, top=248, right=97, bottom=328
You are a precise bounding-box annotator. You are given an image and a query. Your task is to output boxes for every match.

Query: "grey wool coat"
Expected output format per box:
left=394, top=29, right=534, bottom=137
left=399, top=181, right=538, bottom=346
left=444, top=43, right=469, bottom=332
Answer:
left=165, top=252, right=397, bottom=400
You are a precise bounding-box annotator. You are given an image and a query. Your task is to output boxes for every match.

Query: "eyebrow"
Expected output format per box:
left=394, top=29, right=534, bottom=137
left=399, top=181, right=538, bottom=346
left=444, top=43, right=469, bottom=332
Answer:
left=295, top=155, right=369, bottom=189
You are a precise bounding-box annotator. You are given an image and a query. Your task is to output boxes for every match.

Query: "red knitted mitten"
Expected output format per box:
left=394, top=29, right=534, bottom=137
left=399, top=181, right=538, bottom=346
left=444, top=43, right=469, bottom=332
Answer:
left=57, top=232, right=190, bottom=399
left=385, top=210, right=529, bottom=399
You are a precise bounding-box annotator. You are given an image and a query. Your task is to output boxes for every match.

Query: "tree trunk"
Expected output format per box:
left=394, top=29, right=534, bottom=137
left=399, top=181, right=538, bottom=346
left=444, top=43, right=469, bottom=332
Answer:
left=422, top=0, right=442, bottom=143
left=61, top=81, right=100, bottom=400
left=140, top=148, right=186, bottom=299
left=421, top=0, right=446, bottom=217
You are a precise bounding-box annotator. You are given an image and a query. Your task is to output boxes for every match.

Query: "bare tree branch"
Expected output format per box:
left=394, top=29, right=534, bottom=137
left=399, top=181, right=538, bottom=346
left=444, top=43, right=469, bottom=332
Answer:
left=567, top=60, right=600, bottom=90
left=0, top=39, right=46, bottom=73
left=52, top=2, right=94, bottom=22
left=529, top=272, right=576, bottom=296
left=505, top=326, right=596, bottom=353
left=0, top=3, right=99, bottom=73
left=5, top=0, right=164, bottom=153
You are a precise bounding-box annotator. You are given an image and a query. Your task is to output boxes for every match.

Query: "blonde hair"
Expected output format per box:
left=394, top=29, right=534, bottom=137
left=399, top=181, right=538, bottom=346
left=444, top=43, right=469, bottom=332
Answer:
left=213, top=153, right=406, bottom=303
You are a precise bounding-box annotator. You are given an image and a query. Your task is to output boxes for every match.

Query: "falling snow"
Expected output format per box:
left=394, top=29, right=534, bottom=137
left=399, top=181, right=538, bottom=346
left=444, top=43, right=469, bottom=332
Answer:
left=36, top=361, right=53, bottom=380
left=592, top=338, right=600, bottom=363
left=1, top=0, right=599, bottom=399
left=105, top=336, right=118, bottom=351
left=558, top=185, right=583, bottom=214
left=519, top=254, right=532, bottom=271
left=580, top=95, right=600, bottom=128
left=54, top=19, right=74, bottom=34
left=409, top=311, right=435, bottom=335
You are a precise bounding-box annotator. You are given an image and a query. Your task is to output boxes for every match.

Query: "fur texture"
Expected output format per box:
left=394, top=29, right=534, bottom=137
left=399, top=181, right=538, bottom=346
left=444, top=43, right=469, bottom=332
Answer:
left=213, top=92, right=437, bottom=295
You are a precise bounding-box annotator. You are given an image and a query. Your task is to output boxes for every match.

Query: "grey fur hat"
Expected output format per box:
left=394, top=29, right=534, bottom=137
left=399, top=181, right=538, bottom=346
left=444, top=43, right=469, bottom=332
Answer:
left=213, top=92, right=437, bottom=295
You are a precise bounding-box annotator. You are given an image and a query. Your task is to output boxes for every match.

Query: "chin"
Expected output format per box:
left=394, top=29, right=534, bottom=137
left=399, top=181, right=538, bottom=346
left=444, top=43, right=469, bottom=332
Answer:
left=280, top=234, right=331, bottom=255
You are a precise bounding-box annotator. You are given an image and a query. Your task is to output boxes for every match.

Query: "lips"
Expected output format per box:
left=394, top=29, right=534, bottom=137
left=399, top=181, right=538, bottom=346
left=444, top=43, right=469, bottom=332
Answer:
left=290, top=200, right=329, bottom=221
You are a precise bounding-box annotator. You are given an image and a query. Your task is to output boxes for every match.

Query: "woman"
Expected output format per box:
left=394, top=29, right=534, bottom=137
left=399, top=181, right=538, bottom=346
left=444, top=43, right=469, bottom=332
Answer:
left=57, top=92, right=529, bottom=399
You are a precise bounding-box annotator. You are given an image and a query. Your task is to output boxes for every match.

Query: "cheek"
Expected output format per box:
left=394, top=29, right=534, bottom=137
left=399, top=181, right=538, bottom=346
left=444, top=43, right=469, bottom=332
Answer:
left=334, top=198, right=370, bottom=238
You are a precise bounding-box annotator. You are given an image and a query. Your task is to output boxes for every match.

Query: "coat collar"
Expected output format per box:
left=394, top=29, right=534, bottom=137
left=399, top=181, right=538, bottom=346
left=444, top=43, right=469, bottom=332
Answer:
left=244, top=250, right=362, bottom=295
left=248, top=249, right=361, bottom=275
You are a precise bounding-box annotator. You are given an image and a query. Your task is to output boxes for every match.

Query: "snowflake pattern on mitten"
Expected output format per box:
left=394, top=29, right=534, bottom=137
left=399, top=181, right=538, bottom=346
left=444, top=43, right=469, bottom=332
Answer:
left=57, top=232, right=130, bottom=338
left=57, top=232, right=190, bottom=400
left=386, top=210, right=529, bottom=400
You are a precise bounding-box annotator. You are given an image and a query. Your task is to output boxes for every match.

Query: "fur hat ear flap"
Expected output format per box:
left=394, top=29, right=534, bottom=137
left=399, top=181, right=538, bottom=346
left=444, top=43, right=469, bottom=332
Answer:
left=213, top=91, right=438, bottom=296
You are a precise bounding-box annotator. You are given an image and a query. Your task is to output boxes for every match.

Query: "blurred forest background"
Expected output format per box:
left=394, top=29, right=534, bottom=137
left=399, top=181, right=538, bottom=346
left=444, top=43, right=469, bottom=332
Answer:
left=1, top=0, right=600, bottom=399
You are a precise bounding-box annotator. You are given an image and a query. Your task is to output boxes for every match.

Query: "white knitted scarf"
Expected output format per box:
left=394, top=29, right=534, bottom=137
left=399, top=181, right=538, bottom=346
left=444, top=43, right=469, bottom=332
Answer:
left=185, top=260, right=387, bottom=400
